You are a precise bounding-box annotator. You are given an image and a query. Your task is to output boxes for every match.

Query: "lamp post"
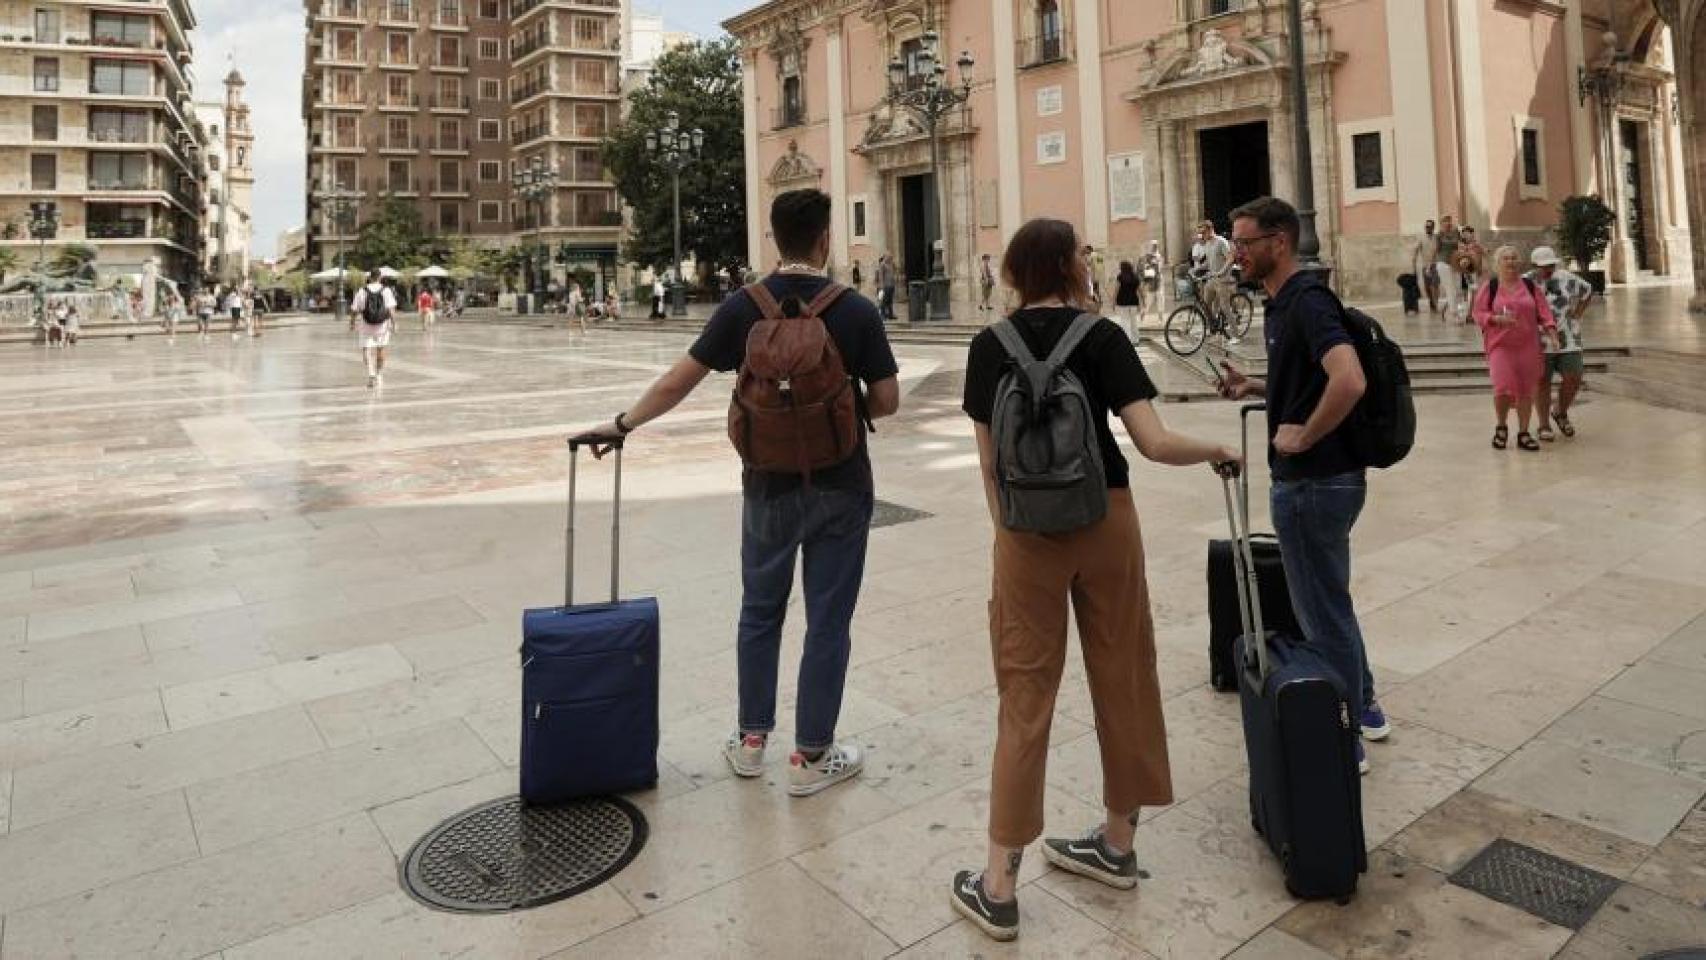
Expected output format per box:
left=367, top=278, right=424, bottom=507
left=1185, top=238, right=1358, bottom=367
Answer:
left=512, top=155, right=559, bottom=308
left=322, top=191, right=357, bottom=321
left=1283, top=0, right=1325, bottom=271
left=884, top=32, right=973, bottom=320
left=646, top=110, right=703, bottom=317
left=28, top=200, right=60, bottom=271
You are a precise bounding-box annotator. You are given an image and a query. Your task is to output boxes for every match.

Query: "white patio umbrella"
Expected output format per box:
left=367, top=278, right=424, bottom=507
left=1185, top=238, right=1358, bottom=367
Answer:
left=377, top=266, right=401, bottom=279
left=416, top=265, right=450, bottom=278
left=309, top=267, right=344, bottom=280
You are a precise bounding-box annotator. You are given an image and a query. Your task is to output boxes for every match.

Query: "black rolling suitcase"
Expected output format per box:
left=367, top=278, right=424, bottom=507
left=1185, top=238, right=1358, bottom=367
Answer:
left=1218, top=458, right=1365, bottom=901
left=519, top=437, right=661, bottom=803
left=1207, top=404, right=1298, bottom=692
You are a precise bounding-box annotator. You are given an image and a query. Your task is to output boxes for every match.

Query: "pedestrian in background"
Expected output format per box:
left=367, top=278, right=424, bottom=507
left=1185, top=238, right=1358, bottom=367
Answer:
left=1139, top=241, right=1165, bottom=322
left=1411, top=220, right=1440, bottom=313
left=1526, top=246, right=1592, bottom=442
left=1114, top=260, right=1142, bottom=339
left=1472, top=246, right=1558, bottom=452
left=1434, top=214, right=1463, bottom=320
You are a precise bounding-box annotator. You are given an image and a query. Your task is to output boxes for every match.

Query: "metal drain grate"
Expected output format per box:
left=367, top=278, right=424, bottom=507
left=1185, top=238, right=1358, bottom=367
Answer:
left=401, top=795, right=647, bottom=913
left=1643, top=951, right=1706, bottom=960
left=872, top=500, right=934, bottom=529
left=1447, top=839, right=1620, bottom=929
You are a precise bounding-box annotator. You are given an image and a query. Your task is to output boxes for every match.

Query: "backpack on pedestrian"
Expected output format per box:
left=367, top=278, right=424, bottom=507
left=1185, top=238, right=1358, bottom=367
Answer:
left=360, top=285, right=388, bottom=325
left=1314, top=289, right=1417, bottom=470
left=727, top=282, right=861, bottom=477
left=987, top=314, right=1108, bottom=534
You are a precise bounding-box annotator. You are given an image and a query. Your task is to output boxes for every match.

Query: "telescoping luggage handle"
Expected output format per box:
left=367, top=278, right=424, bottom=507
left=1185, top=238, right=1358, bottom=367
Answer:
left=1218, top=402, right=1271, bottom=683
left=564, top=435, right=623, bottom=607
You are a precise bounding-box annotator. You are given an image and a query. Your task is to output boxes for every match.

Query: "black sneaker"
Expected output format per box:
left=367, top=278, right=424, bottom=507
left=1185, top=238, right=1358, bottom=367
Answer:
left=950, top=870, right=1018, bottom=941
left=1042, top=828, right=1139, bottom=889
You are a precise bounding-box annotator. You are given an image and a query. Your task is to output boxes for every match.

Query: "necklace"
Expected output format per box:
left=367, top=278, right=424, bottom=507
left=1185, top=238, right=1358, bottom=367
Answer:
left=777, top=262, right=826, bottom=276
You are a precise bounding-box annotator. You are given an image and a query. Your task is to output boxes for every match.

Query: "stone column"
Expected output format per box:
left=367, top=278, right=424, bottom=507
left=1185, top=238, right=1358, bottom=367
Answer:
left=741, top=48, right=764, bottom=268
left=1075, top=0, right=1109, bottom=248
left=826, top=19, right=850, bottom=274
left=1159, top=121, right=1184, bottom=264
left=1386, top=0, right=1440, bottom=231
left=1450, top=0, right=1492, bottom=229
left=991, top=0, right=1022, bottom=242
left=1565, top=0, right=1597, bottom=193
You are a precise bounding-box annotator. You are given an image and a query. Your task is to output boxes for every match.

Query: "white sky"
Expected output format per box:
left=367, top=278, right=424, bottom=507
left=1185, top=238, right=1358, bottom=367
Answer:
left=194, top=1, right=726, bottom=260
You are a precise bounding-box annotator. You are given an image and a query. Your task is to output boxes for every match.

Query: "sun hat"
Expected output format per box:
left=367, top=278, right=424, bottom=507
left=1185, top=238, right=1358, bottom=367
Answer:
left=1530, top=245, right=1560, bottom=267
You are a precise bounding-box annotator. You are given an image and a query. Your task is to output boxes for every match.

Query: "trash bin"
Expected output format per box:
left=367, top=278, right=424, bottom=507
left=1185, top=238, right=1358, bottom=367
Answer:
left=516, top=294, right=531, bottom=316
left=907, top=281, right=929, bottom=323
left=928, top=278, right=951, bottom=320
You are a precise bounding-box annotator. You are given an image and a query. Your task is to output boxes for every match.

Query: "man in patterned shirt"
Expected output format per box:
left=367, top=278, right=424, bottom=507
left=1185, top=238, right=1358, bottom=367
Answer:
left=1526, top=246, right=1593, bottom=441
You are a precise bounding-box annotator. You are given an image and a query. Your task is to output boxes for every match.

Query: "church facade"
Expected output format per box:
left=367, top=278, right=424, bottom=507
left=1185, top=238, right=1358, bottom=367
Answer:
left=724, top=0, right=1700, bottom=307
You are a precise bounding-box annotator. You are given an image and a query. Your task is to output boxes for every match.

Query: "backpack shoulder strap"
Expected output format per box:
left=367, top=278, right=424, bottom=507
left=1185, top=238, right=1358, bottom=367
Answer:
left=1485, top=276, right=1500, bottom=308
left=989, top=319, right=1036, bottom=366
left=744, top=282, right=783, bottom=320
left=1042, top=313, right=1102, bottom=371
left=804, top=282, right=847, bottom=318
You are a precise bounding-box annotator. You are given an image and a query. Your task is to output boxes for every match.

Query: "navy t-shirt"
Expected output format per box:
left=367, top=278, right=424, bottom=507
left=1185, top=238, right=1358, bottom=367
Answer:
left=1262, top=271, right=1362, bottom=481
left=690, top=274, right=899, bottom=497
left=962, top=308, right=1158, bottom=489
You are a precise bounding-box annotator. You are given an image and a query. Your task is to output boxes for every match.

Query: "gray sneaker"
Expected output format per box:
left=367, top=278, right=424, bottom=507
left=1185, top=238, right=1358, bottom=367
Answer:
left=1042, top=827, right=1139, bottom=889
left=787, top=743, right=863, bottom=797
left=950, top=870, right=1018, bottom=941
left=722, top=731, right=766, bottom=778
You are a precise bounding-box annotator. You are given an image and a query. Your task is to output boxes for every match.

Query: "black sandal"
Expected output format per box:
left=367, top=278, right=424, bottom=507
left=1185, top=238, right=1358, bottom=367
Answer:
left=1492, top=425, right=1509, bottom=450
left=1517, top=432, right=1540, bottom=451
left=1553, top=412, right=1576, bottom=438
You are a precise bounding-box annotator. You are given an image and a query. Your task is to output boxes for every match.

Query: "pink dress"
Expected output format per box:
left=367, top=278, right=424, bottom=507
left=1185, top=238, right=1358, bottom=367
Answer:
left=1471, top=278, right=1556, bottom=399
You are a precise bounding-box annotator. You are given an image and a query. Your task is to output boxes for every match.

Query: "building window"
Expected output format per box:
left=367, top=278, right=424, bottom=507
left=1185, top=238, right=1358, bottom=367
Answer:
left=388, top=159, right=413, bottom=191
left=479, top=0, right=499, bottom=17
left=387, top=116, right=412, bottom=147
left=1035, top=1, right=1064, bottom=63
left=1337, top=119, right=1396, bottom=204
left=573, top=147, right=601, bottom=181
left=90, top=152, right=148, bottom=189
left=331, top=27, right=360, bottom=61
left=850, top=196, right=868, bottom=241
left=479, top=118, right=501, bottom=141
left=440, top=203, right=461, bottom=231
left=479, top=160, right=501, bottom=181
left=384, top=74, right=409, bottom=105
left=30, top=154, right=57, bottom=190
left=90, top=107, right=149, bottom=143
left=479, top=200, right=502, bottom=222
left=1037, top=131, right=1067, bottom=165
left=34, top=9, right=62, bottom=43
left=1513, top=117, right=1547, bottom=199
left=333, top=158, right=358, bottom=191
left=334, top=71, right=362, bottom=104
left=573, top=16, right=606, bottom=48
left=389, top=0, right=413, bottom=19
left=92, top=13, right=152, bottom=47
left=574, top=190, right=611, bottom=225
left=33, top=58, right=60, bottom=93
left=574, top=103, right=607, bottom=137
left=437, top=118, right=463, bottom=146
left=573, top=58, right=606, bottom=93
left=387, top=33, right=412, bottom=65
left=479, top=77, right=501, bottom=100
left=478, top=38, right=501, bottom=59
left=437, top=160, right=462, bottom=191
left=208, top=154, right=220, bottom=171
left=437, top=75, right=463, bottom=105
left=780, top=76, right=804, bottom=127
left=899, top=39, right=928, bottom=90
left=32, top=105, right=58, bottom=141
left=1352, top=132, right=1384, bottom=190
left=437, top=36, right=462, bottom=66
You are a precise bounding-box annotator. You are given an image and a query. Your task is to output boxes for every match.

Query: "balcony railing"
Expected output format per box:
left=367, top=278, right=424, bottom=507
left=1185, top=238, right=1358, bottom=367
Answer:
left=512, top=32, right=548, bottom=59
left=432, top=53, right=469, bottom=69
left=428, top=94, right=470, bottom=110
left=380, top=134, right=422, bottom=150
left=431, top=179, right=466, bottom=194
left=387, top=177, right=421, bottom=193
left=1185, top=0, right=1244, bottom=21
left=429, top=135, right=469, bottom=151
left=87, top=220, right=149, bottom=239
left=378, top=93, right=419, bottom=108
left=513, top=0, right=619, bottom=16
left=1016, top=26, right=1072, bottom=67
left=514, top=123, right=548, bottom=143
left=510, top=78, right=548, bottom=102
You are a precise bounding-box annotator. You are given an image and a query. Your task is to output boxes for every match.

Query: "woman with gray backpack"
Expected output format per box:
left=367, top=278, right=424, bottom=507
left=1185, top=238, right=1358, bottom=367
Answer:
left=950, top=219, right=1239, bottom=942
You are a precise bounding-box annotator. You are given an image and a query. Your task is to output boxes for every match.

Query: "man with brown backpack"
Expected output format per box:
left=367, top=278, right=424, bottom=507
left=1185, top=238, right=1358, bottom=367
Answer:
left=572, top=188, right=900, bottom=797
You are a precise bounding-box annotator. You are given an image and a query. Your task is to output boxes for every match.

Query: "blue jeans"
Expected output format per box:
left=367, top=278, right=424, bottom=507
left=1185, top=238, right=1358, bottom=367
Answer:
left=1271, top=471, right=1375, bottom=716
left=737, top=487, right=874, bottom=751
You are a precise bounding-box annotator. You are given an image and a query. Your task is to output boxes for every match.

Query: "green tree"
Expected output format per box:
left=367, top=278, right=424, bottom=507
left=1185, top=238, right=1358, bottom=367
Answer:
left=349, top=197, right=440, bottom=270
left=1554, top=195, right=1616, bottom=273
left=604, top=37, right=747, bottom=278
left=0, top=247, right=17, bottom=286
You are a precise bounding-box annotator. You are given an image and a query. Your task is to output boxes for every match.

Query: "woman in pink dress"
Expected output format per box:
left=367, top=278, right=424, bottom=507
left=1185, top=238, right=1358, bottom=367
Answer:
left=1472, top=246, right=1559, bottom=451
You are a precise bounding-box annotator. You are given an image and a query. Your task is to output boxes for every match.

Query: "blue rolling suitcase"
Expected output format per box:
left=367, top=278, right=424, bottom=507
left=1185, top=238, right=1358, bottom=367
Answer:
left=520, top=437, right=660, bottom=803
left=1219, top=451, right=1365, bottom=901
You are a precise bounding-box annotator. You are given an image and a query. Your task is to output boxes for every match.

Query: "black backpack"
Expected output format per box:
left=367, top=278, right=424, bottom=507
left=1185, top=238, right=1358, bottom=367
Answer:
left=988, top=314, right=1109, bottom=534
left=361, top=285, right=388, bottom=324
left=1318, top=289, right=1416, bottom=469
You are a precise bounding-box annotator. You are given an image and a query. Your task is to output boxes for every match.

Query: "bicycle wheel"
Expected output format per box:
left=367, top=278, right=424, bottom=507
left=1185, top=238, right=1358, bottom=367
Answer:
left=1164, top=304, right=1209, bottom=356
left=1226, top=293, right=1256, bottom=341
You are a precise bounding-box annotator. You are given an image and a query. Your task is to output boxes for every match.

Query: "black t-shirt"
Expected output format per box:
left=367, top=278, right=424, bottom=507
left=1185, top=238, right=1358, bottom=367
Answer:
left=962, top=308, right=1158, bottom=489
left=690, top=274, right=899, bottom=497
left=1115, top=274, right=1142, bottom=306
left=1262, top=271, right=1362, bottom=482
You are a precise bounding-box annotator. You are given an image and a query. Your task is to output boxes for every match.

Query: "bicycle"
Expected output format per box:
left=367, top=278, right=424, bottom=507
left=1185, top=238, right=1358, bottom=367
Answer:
left=1164, top=271, right=1255, bottom=357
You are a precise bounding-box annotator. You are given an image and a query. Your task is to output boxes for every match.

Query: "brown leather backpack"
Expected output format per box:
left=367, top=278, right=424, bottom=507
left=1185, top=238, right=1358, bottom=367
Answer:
left=728, top=282, right=861, bottom=476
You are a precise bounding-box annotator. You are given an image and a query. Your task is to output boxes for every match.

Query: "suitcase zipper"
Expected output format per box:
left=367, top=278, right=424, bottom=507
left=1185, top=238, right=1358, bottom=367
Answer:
left=1339, top=702, right=1351, bottom=729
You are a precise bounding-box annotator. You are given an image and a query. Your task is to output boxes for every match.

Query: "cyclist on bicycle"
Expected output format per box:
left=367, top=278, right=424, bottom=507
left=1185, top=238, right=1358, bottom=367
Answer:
left=1191, top=220, right=1236, bottom=326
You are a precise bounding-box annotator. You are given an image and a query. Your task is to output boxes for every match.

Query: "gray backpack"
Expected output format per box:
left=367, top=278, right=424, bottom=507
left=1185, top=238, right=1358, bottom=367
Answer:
left=989, top=314, right=1109, bottom=534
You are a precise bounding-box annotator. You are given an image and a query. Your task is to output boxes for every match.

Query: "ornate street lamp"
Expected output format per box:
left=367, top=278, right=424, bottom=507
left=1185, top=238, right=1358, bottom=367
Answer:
left=1284, top=1, right=1324, bottom=270
left=28, top=200, right=60, bottom=271
left=321, top=190, right=357, bottom=321
left=646, top=110, right=704, bottom=317
left=511, top=155, right=559, bottom=304
left=884, top=31, right=973, bottom=320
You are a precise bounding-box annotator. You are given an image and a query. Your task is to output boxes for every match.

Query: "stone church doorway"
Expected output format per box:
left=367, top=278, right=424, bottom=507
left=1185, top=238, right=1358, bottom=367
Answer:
left=1198, top=120, right=1272, bottom=232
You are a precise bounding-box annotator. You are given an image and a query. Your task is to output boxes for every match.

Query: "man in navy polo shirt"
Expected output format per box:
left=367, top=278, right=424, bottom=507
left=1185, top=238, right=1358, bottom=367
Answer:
left=1217, top=196, right=1386, bottom=774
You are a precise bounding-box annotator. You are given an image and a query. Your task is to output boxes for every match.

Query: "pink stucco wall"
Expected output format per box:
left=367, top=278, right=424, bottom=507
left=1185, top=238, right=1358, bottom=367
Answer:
left=1477, top=2, right=1577, bottom=228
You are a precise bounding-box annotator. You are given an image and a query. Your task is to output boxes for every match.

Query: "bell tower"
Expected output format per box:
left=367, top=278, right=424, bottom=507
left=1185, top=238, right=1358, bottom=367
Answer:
left=223, top=67, right=256, bottom=283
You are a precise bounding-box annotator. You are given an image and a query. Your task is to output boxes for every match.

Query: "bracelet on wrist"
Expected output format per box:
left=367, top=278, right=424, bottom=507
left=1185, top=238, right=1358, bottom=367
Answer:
left=615, top=412, right=633, bottom=434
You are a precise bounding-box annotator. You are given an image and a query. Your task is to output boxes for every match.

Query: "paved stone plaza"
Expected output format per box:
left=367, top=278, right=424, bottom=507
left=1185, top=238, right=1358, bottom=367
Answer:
left=0, top=311, right=1704, bottom=959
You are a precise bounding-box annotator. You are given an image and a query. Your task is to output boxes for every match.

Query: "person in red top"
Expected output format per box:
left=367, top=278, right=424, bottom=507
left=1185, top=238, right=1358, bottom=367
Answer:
left=416, top=288, right=436, bottom=330
left=1471, top=246, right=1559, bottom=452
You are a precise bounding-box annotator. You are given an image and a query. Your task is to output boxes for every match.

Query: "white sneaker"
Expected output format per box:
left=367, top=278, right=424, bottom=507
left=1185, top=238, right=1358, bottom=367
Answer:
left=723, top=732, right=767, bottom=778
left=788, top=743, right=864, bottom=797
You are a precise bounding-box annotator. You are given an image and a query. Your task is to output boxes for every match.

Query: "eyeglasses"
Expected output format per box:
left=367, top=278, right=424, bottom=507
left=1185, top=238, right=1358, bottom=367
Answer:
left=1230, top=232, right=1279, bottom=250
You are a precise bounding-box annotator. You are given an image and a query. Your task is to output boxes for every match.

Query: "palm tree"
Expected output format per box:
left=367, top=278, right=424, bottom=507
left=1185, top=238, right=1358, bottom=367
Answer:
left=0, top=247, right=17, bottom=286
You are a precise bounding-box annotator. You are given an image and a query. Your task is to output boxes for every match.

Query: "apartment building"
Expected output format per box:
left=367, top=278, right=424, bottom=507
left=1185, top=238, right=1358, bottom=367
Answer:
left=302, top=0, right=625, bottom=286
left=194, top=67, right=254, bottom=286
left=0, top=0, right=208, bottom=285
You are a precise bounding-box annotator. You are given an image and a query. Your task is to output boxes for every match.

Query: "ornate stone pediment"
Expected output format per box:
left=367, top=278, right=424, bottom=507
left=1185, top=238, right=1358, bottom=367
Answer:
left=857, top=100, right=927, bottom=147
left=1151, top=30, right=1273, bottom=88
left=768, top=140, right=823, bottom=187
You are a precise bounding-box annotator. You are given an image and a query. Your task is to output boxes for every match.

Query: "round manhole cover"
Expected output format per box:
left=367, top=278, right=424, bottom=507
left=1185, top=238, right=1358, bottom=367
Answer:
left=401, top=795, right=647, bottom=913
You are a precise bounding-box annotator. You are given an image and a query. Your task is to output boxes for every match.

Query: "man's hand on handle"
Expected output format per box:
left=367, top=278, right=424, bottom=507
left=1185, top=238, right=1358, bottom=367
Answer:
left=1217, top=362, right=1264, bottom=401
left=568, top=421, right=626, bottom=460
